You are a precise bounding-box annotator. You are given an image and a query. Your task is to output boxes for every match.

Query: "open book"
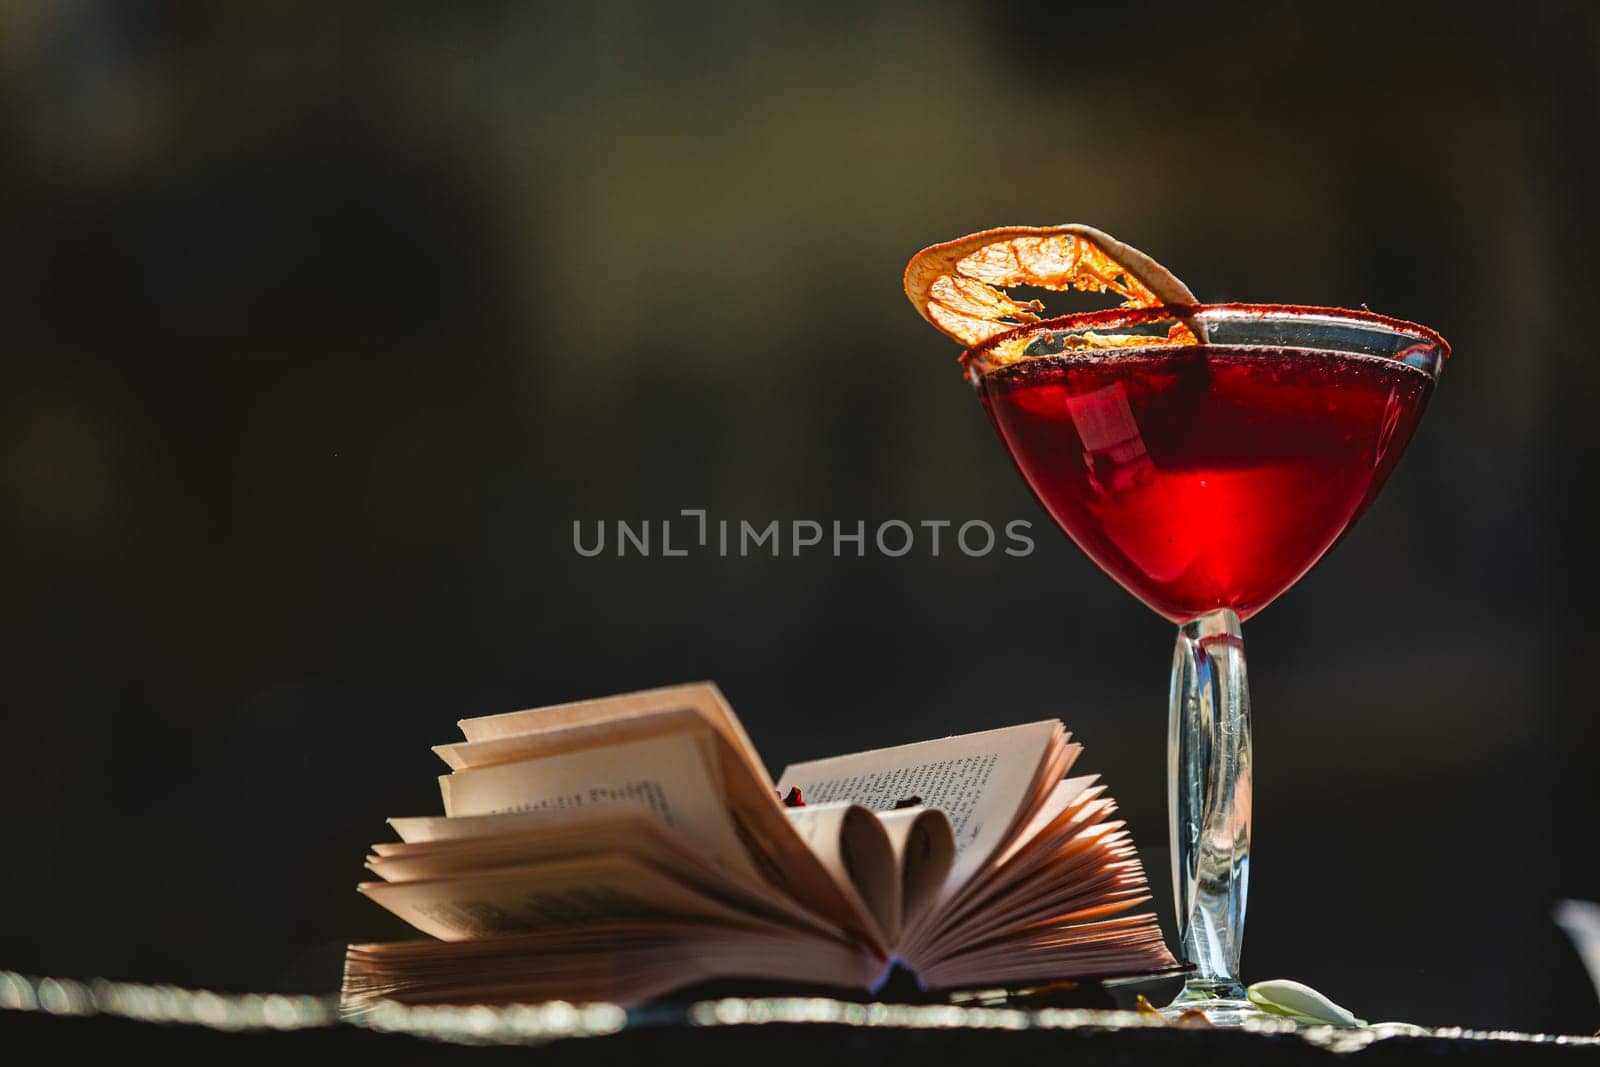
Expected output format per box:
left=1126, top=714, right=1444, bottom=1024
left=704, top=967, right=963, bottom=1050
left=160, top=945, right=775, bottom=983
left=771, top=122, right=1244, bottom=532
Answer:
left=341, top=683, right=1176, bottom=1010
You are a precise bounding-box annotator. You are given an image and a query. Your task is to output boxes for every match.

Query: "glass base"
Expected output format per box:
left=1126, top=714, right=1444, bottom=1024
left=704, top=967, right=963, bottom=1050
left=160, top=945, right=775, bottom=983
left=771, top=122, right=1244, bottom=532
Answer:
left=1161, top=981, right=1268, bottom=1027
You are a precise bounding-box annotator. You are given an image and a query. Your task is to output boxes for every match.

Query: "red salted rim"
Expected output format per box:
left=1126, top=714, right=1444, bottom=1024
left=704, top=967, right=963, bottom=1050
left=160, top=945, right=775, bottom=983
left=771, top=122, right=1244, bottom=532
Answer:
left=961, top=302, right=1452, bottom=369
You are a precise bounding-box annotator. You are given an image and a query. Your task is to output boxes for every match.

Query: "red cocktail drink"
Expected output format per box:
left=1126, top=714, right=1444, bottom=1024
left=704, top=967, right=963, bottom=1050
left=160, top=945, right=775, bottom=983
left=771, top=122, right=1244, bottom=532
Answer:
left=903, top=225, right=1449, bottom=1025
left=958, top=304, right=1447, bottom=1023
left=978, top=345, right=1433, bottom=622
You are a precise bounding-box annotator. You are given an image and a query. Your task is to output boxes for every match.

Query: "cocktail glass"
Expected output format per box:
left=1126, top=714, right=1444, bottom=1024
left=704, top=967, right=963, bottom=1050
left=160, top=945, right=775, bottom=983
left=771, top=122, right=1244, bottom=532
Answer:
left=966, top=304, right=1448, bottom=1024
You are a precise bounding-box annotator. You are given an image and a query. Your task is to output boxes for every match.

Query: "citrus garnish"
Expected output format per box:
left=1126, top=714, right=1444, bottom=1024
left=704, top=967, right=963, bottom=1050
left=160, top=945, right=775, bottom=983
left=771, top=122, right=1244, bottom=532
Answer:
left=902, top=224, right=1201, bottom=351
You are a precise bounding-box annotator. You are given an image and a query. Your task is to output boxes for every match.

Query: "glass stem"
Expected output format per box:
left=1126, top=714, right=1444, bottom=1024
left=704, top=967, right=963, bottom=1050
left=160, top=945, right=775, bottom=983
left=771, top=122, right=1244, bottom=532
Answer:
left=1168, top=607, right=1252, bottom=1005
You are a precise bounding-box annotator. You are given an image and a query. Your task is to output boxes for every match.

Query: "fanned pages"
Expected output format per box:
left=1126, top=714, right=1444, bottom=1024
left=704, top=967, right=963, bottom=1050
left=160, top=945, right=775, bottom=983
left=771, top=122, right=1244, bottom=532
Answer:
left=342, top=682, right=1176, bottom=1012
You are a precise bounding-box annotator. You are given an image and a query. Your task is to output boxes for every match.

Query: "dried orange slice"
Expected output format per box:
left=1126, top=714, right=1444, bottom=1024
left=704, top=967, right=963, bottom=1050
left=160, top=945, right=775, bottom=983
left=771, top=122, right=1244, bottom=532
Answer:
left=903, top=224, right=1200, bottom=349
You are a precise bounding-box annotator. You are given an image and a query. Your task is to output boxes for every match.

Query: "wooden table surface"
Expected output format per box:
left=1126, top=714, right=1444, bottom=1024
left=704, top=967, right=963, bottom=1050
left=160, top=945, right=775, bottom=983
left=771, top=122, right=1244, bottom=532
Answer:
left=4, top=971, right=1598, bottom=1064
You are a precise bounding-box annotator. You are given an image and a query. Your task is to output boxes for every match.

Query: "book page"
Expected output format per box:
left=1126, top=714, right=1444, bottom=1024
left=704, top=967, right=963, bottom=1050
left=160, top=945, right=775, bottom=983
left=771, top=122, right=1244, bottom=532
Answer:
left=342, top=922, right=878, bottom=1010
left=777, top=720, right=1061, bottom=888
left=368, top=809, right=698, bottom=883
left=438, top=731, right=757, bottom=880
left=995, top=775, right=1101, bottom=866
left=434, top=707, right=713, bottom=772
left=386, top=809, right=583, bottom=845
left=876, top=806, right=954, bottom=935
left=433, top=683, right=886, bottom=945
left=454, top=682, right=774, bottom=785
left=783, top=802, right=896, bottom=944
left=373, top=807, right=840, bottom=938
left=359, top=855, right=762, bottom=941
left=445, top=687, right=884, bottom=945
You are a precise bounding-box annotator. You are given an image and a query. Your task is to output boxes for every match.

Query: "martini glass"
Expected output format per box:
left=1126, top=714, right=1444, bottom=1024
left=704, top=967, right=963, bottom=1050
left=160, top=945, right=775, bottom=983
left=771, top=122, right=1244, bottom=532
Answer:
left=967, top=304, right=1448, bottom=1024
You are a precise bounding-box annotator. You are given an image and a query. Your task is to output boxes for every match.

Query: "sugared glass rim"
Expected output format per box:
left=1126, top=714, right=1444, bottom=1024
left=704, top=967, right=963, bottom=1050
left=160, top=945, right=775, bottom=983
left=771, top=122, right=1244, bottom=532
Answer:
left=961, top=302, right=1451, bottom=377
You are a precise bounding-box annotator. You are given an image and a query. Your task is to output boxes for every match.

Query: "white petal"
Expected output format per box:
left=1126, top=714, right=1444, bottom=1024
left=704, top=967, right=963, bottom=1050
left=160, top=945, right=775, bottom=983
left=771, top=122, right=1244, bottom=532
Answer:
left=1247, top=980, right=1361, bottom=1028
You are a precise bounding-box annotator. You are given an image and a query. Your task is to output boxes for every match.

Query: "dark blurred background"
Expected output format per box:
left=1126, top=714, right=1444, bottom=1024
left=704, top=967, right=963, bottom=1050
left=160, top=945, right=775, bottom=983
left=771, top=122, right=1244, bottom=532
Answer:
left=2, top=0, right=1597, bottom=1036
